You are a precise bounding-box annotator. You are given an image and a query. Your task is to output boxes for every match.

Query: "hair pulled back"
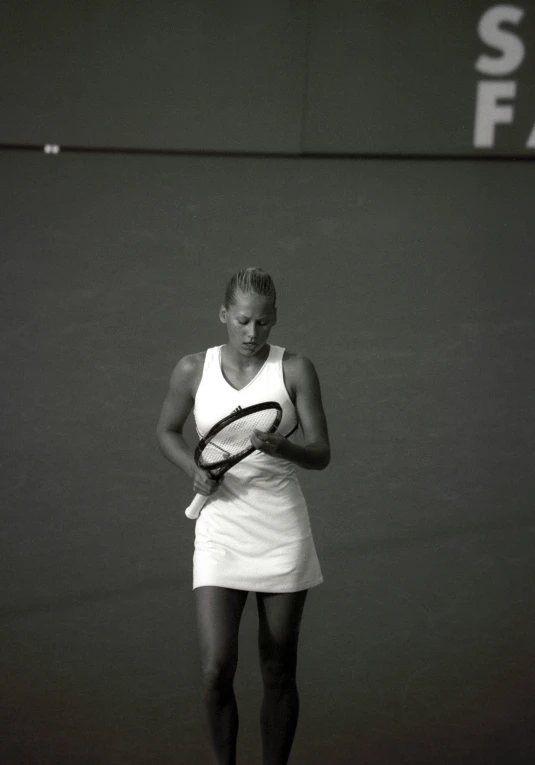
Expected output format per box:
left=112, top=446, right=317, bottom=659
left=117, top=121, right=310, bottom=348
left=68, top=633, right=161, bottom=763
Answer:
left=224, top=267, right=276, bottom=308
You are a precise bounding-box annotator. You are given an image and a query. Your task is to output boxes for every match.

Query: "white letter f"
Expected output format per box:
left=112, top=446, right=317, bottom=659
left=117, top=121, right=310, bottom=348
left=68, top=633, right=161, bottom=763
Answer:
left=473, top=81, right=516, bottom=148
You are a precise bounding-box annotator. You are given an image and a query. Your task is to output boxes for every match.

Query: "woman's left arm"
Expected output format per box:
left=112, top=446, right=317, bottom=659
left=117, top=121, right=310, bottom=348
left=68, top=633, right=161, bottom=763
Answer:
left=251, top=354, right=330, bottom=470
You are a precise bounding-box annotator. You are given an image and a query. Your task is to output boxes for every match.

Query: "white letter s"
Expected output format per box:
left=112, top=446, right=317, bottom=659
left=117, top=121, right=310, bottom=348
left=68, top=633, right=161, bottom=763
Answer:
left=475, top=5, right=525, bottom=76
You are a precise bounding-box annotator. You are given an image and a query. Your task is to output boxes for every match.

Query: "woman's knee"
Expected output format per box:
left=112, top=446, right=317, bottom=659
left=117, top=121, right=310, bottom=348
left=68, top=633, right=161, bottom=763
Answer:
left=201, top=657, right=238, bottom=693
left=260, top=655, right=297, bottom=689
left=195, top=586, right=247, bottom=694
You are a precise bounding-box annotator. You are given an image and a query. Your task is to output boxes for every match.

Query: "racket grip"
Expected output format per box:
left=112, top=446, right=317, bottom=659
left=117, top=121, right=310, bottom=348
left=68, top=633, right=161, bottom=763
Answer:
left=184, top=492, right=209, bottom=520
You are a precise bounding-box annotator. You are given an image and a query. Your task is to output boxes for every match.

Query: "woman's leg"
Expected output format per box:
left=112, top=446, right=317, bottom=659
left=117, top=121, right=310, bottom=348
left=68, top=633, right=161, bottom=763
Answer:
left=195, top=586, right=249, bottom=765
left=256, top=589, right=308, bottom=765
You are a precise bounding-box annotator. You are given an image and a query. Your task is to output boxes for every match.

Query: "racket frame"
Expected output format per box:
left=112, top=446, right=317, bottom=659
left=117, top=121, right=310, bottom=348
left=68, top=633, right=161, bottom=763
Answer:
left=194, top=400, right=283, bottom=479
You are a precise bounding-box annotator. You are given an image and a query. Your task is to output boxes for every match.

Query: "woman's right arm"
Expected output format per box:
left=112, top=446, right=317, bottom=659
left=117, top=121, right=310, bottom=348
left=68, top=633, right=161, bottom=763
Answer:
left=156, top=355, right=218, bottom=497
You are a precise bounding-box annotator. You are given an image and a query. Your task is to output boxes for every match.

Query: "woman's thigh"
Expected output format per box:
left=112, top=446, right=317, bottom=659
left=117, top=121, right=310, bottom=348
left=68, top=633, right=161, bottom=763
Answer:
left=195, top=586, right=249, bottom=679
left=255, top=590, right=308, bottom=676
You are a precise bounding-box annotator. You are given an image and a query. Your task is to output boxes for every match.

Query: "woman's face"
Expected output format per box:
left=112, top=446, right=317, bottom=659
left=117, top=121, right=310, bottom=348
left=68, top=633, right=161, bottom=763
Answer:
left=220, top=290, right=276, bottom=356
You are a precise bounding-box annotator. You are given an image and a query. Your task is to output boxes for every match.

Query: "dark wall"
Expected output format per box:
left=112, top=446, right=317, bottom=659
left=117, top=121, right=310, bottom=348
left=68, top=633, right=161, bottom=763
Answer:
left=2, top=2, right=535, bottom=762
left=306, top=0, right=535, bottom=154
left=1, top=150, right=534, bottom=762
left=2, top=0, right=534, bottom=155
left=1, top=0, right=307, bottom=152
left=3, top=152, right=534, bottom=566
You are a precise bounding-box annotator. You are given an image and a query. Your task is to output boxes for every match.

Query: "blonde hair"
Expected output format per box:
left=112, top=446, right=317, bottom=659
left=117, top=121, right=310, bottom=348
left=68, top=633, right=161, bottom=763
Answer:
left=224, top=267, right=276, bottom=308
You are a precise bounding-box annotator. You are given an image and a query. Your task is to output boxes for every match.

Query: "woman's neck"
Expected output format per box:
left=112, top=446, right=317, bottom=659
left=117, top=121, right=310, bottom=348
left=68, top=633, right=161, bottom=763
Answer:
left=222, top=343, right=270, bottom=371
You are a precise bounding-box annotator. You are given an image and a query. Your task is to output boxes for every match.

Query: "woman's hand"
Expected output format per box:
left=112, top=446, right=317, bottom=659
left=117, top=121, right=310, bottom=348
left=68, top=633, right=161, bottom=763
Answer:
left=251, top=429, right=287, bottom=458
left=192, top=465, right=221, bottom=496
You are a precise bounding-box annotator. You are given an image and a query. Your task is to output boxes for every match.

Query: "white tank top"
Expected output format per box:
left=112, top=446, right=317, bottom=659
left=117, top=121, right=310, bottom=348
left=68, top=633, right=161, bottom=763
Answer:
left=193, top=344, right=298, bottom=441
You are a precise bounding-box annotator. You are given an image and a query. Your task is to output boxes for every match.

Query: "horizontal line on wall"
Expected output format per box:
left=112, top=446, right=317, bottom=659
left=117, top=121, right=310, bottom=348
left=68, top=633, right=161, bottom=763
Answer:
left=1, top=142, right=534, bottom=162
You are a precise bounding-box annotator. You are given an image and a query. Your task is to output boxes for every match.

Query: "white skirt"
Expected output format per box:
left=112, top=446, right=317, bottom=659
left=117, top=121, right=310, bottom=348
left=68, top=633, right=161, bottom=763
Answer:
left=192, top=453, right=323, bottom=592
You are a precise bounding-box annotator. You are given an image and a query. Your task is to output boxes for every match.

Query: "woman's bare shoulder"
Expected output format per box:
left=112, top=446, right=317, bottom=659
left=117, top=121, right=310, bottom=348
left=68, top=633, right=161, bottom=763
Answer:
left=282, top=350, right=315, bottom=374
left=170, top=350, right=207, bottom=393
left=174, top=350, right=206, bottom=372
left=282, top=350, right=318, bottom=400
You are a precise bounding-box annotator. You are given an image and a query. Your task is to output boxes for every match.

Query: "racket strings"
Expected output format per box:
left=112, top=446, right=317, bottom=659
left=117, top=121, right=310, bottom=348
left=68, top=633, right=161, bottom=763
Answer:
left=199, top=409, right=278, bottom=467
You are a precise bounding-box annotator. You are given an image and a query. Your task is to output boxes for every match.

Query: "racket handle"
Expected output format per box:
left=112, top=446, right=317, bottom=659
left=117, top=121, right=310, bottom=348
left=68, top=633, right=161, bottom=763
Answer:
left=185, top=492, right=209, bottom=520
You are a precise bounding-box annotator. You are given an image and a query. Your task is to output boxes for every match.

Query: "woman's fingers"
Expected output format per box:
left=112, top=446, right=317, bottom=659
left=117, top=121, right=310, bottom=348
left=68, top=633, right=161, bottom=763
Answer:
left=193, top=467, right=220, bottom=495
left=252, top=430, right=284, bottom=455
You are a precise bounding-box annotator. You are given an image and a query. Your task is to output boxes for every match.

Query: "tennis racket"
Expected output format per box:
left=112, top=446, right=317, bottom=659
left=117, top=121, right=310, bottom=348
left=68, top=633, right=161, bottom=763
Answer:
left=184, top=401, right=283, bottom=520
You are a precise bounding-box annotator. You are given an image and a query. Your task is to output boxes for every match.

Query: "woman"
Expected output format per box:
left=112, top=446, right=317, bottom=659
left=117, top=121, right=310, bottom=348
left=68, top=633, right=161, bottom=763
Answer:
left=156, top=267, right=329, bottom=765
